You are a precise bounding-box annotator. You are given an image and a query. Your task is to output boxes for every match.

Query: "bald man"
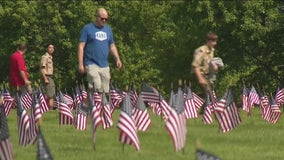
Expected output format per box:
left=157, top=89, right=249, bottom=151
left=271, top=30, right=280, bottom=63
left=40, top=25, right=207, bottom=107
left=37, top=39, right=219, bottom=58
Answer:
left=78, top=8, right=122, bottom=94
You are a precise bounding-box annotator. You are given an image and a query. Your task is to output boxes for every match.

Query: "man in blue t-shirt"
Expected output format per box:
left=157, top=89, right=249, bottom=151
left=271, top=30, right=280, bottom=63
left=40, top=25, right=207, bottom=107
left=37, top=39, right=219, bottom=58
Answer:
left=78, top=8, right=122, bottom=94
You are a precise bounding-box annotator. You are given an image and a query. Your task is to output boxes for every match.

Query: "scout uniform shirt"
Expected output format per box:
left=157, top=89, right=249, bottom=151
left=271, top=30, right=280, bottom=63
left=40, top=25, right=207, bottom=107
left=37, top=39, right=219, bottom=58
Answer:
left=192, top=45, right=214, bottom=76
left=41, top=52, right=53, bottom=75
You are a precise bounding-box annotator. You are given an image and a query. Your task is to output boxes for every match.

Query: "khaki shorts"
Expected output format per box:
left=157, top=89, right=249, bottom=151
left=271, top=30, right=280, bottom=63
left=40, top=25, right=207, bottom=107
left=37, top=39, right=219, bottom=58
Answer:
left=85, top=64, right=110, bottom=93
left=45, top=76, right=55, bottom=98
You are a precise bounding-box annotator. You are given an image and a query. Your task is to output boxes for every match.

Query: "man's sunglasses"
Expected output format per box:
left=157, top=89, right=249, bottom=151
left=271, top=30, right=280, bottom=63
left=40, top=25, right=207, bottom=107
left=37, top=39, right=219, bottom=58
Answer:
left=100, top=17, right=108, bottom=21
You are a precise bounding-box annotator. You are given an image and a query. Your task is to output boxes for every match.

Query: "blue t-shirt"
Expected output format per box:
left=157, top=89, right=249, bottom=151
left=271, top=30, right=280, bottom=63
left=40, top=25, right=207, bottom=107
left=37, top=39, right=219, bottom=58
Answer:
left=79, top=23, right=114, bottom=67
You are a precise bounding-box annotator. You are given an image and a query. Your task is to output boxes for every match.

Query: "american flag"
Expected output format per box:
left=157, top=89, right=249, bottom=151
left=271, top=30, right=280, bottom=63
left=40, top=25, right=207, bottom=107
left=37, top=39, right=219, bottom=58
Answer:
left=73, top=86, right=83, bottom=107
left=16, top=93, right=37, bottom=146
left=247, top=85, right=260, bottom=114
left=263, top=96, right=272, bottom=122
left=159, top=94, right=172, bottom=121
left=184, top=87, right=199, bottom=119
left=2, top=88, right=15, bottom=116
left=141, top=82, right=160, bottom=104
left=20, top=91, right=32, bottom=110
left=58, top=91, right=73, bottom=125
left=215, top=92, right=227, bottom=112
left=108, top=95, right=116, bottom=115
left=192, top=92, right=205, bottom=109
left=90, top=92, right=102, bottom=144
left=168, top=90, right=176, bottom=111
left=141, top=82, right=171, bottom=120
left=202, top=95, right=214, bottom=124
left=242, top=85, right=249, bottom=112
left=101, top=93, right=113, bottom=129
left=267, top=97, right=282, bottom=124
left=39, top=88, right=49, bottom=113
left=132, top=94, right=151, bottom=131
left=80, top=84, right=88, bottom=101
left=148, top=102, right=161, bottom=116
left=275, top=87, right=284, bottom=106
left=117, top=93, right=140, bottom=151
left=17, top=107, right=30, bottom=146
left=129, top=85, right=139, bottom=108
left=74, top=103, right=89, bottom=130
left=259, top=93, right=270, bottom=120
left=141, top=83, right=161, bottom=115
left=165, top=88, right=186, bottom=152
left=109, top=85, right=124, bottom=108
left=31, top=93, right=43, bottom=124
left=0, top=108, right=14, bottom=160
left=29, top=94, right=38, bottom=146
left=211, top=88, right=218, bottom=102
left=53, top=94, right=60, bottom=110
left=93, top=92, right=102, bottom=106
left=196, top=149, right=221, bottom=160
left=214, top=88, right=242, bottom=133
left=37, top=128, right=53, bottom=160
left=63, top=93, right=74, bottom=111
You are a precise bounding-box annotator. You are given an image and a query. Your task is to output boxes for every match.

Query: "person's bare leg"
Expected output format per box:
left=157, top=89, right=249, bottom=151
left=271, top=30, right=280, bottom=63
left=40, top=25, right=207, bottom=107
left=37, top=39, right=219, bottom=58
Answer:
left=49, top=98, right=55, bottom=109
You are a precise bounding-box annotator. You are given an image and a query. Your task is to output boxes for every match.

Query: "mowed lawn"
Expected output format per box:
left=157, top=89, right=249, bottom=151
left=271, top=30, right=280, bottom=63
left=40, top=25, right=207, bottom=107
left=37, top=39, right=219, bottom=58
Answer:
left=6, top=107, right=284, bottom=160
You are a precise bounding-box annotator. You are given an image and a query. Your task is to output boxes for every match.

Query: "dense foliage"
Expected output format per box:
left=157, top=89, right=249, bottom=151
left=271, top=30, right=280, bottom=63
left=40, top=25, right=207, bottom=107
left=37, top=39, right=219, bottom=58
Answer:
left=0, top=0, right=283, bottom=97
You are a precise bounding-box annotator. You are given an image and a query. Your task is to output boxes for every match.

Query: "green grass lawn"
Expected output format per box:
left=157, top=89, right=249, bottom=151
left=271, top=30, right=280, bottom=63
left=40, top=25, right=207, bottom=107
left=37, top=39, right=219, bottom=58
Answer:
left=6, top=107, right=284, bottom=160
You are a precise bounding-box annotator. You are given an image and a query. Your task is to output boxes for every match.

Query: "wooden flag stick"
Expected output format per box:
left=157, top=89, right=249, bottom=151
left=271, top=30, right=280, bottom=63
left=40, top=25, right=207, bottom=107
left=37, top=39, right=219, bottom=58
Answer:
left=241, top=78, right=245, bottom=86
left=65, top=88, right=68, bottom=95
left=262, top=84, right=268, bottom=95
left=182, top=147, right=185, bottom=155
left=178, top=79, right=182, bottom=87
left=156, top=85, right=163, bottom=122
left=270, top=92, right=273, bottom=99
left=256, top=81, right=261, bottom=93
left=217, top=128, right=221, bottom=134
left=92, top=132, right=96, bottom=152
left=93, top=143, right=96, bottom=151
left=195, top=139, right=201, bottom=150
left=188, top=81, right=192, bottom=88
left=0, top=94, right=3, bottom=105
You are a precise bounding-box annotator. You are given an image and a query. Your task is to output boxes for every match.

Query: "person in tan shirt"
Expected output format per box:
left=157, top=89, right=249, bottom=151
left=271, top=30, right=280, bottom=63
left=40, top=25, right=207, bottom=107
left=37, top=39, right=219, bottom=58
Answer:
left=40, top=44, right=55, bottom=109
left=192, top=32, right=220, bottom=98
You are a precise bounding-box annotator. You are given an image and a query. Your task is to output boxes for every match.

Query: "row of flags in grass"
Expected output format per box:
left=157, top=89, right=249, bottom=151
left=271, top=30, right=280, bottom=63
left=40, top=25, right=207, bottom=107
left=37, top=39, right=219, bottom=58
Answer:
left=0, top=108, right=13, bottom=160
left=0, top=85, right=56, bottom=160
left=1, top=87, right=49, bottom=117
left=0, top=100, right=53, bottom=160
left=242, top=85, right=283, bottom=124
left=54, top=85, right=116, bottom=131
left=0, top=82, right=283, bottom=157
left=0, top=86, right=50, bottom=151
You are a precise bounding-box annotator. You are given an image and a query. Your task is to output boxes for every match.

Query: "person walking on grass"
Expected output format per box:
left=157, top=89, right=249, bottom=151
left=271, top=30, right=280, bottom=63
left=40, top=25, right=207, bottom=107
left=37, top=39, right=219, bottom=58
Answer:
left=40, top=43, right=56, bottom=109
left=77, top=8, right=122, bottom=107
left=9, top=43, right=32, bottom=95
left=192, top=32, right=223, bottom=102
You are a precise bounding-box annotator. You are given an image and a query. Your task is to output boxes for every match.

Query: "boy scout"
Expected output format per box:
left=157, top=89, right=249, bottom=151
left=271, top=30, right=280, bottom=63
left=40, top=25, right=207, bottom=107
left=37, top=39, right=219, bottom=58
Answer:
left=40, top=44, right=56, bottom=109
left=192, top=32, right=223, bottom=97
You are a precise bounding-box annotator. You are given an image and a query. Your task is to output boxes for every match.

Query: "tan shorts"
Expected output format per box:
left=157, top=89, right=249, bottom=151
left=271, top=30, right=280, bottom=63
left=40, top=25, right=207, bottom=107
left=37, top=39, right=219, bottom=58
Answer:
left=85, top=64, right=110, bottom=93
left=45, top=76, right=55, bottom=98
